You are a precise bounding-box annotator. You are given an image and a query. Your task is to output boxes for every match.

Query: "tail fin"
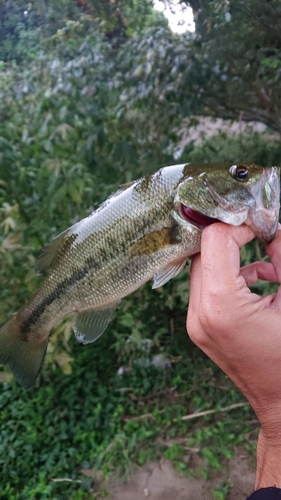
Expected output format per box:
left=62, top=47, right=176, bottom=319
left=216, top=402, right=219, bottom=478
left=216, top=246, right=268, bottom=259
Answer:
left=0, top=315, right=48, bottom=388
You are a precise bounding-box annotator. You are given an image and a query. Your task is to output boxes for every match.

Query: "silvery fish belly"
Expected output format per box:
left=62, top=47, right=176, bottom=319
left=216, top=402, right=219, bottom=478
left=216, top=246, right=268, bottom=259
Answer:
left=0, top=162, right=280, bottom=387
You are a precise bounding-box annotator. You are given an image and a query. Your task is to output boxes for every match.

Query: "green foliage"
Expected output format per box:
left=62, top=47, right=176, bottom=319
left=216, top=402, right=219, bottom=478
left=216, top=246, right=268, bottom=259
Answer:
left=0, top=314, right=256, bottom=498
left=187, top=132, right=281, bottom=167
left=0, top=0, right=39, bottom=62
left=0, top=1, right=280, bottom=498
left=0, top=10, right=177, bottom=323
left=213, top=481, right=232, bottom=500
left=0, top=0, right=157, bottom=63
left=116, top=0, right=281, bottom=132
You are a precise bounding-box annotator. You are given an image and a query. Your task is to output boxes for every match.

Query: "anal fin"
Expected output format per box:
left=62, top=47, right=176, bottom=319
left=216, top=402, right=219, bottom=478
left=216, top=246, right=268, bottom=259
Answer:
left=74, top=302, right=120, bottom=344
left=152, top=259, right=187, bottom=289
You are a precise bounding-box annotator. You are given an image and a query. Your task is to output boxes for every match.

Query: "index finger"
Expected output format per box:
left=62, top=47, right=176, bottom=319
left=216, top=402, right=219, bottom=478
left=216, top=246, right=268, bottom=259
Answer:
left=265, top=228, right=281, bottom=283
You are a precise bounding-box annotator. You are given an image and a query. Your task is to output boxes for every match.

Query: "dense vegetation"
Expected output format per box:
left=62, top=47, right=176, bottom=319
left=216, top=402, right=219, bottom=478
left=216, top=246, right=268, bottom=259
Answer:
left=1, top=1, right=281, bottom=498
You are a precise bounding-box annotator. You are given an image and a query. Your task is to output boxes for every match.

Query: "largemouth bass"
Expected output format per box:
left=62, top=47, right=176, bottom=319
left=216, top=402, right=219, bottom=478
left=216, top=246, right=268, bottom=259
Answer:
left=0, top=163, right=280, bottom=387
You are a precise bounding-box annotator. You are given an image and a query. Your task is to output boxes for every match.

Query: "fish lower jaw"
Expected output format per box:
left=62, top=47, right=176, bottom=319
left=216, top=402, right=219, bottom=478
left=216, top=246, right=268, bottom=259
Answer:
left=246, top=207, right=280, bottom=243
left=179, top=204, right=220, bottom=231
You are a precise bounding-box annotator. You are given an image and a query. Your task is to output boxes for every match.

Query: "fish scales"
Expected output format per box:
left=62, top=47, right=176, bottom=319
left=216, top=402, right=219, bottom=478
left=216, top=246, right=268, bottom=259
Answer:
left=0, top=162, right=280, bottom=387
left=16, top=167, right=191, bottom=340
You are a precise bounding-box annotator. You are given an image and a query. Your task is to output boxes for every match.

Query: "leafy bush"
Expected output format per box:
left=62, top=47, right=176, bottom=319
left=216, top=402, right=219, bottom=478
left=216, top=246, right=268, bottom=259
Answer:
left=0, top=2, right=280, bottom=497
left=0, top=130, right=274, bottom=498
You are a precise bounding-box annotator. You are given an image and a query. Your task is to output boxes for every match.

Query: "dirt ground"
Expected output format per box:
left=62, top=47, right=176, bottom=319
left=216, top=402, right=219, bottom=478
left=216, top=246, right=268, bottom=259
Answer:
left=102, top=449, right=256, bottom=500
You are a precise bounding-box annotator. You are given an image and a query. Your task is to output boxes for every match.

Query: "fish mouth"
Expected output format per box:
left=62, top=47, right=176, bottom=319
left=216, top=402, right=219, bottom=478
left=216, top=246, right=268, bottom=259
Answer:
left=246, top=166, right=280, bottom=243
left=180, top=204, right=220, bottom=230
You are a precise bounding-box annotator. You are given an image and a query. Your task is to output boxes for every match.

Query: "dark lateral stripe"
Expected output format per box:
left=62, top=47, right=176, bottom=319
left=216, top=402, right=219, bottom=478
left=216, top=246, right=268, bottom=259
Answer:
left=20, top=258, right=102, bottom=337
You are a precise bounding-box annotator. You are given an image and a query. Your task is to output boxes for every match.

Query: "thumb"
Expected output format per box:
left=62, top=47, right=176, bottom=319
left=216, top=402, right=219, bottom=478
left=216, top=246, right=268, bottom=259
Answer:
left=200, top=223, right=255, bottom=297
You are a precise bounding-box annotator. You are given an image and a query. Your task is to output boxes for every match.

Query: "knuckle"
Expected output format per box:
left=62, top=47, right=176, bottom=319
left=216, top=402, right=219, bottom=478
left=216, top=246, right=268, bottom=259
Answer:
left=186, top=315, right=199, bottom=340
left=187, top=288, right=247, bottom=348
left=199, top=299, right=243, bottom=341
left=198, top=294, right=223, bottom=331
left=198, top=307, right=216, bottom=332
left=186, top=314, right=209, bottom=350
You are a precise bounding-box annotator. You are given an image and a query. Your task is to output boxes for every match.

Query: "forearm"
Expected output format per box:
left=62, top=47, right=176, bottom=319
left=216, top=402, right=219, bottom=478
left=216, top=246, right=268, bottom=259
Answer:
left=187, top=225, right=281, bottom=496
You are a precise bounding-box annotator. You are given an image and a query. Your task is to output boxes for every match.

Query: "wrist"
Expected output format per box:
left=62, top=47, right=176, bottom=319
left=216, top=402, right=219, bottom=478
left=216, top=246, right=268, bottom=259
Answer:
left=254, top=401, right=281, bottom=438
left=255, top=428, right=281, bottom=489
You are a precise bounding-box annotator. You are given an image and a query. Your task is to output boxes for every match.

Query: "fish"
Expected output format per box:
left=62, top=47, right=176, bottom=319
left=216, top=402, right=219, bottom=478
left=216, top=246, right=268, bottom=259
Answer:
left=0, top=162, right=280, bottom=387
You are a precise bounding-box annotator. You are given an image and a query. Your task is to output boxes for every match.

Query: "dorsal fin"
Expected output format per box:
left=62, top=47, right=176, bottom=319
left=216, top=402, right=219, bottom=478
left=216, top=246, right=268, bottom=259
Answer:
left=35, top=228, right=76, bottom=274
left=119, top=181, right=135, bottom=190
left=96, top=181, right=135, bottom=212
left=35, top=181, right=135, bottom=274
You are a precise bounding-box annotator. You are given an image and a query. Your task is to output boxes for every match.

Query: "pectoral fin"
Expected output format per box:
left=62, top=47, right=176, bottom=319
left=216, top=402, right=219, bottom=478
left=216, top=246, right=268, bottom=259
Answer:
left=74, top=302, right=120, bottom=344
left=152, top=259, right=187, bottom=289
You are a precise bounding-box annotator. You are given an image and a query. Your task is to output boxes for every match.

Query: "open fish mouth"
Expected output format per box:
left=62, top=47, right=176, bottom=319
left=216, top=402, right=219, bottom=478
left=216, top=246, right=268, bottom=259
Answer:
left=180, top=204, right=220, bottom=230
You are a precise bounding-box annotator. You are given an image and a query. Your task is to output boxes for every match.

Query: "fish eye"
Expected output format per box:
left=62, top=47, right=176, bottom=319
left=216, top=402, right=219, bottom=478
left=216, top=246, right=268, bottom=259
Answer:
left=229, top=165, right=249, bottom=182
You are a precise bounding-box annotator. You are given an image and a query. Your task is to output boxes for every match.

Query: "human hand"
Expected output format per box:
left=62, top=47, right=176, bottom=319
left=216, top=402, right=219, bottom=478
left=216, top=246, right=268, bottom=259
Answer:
left=187, top=224, right=281, bottom=488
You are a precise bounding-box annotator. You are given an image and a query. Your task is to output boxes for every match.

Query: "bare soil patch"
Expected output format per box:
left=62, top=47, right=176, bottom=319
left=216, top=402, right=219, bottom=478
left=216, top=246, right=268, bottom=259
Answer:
left=103, top=449, right=256, bottom=500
